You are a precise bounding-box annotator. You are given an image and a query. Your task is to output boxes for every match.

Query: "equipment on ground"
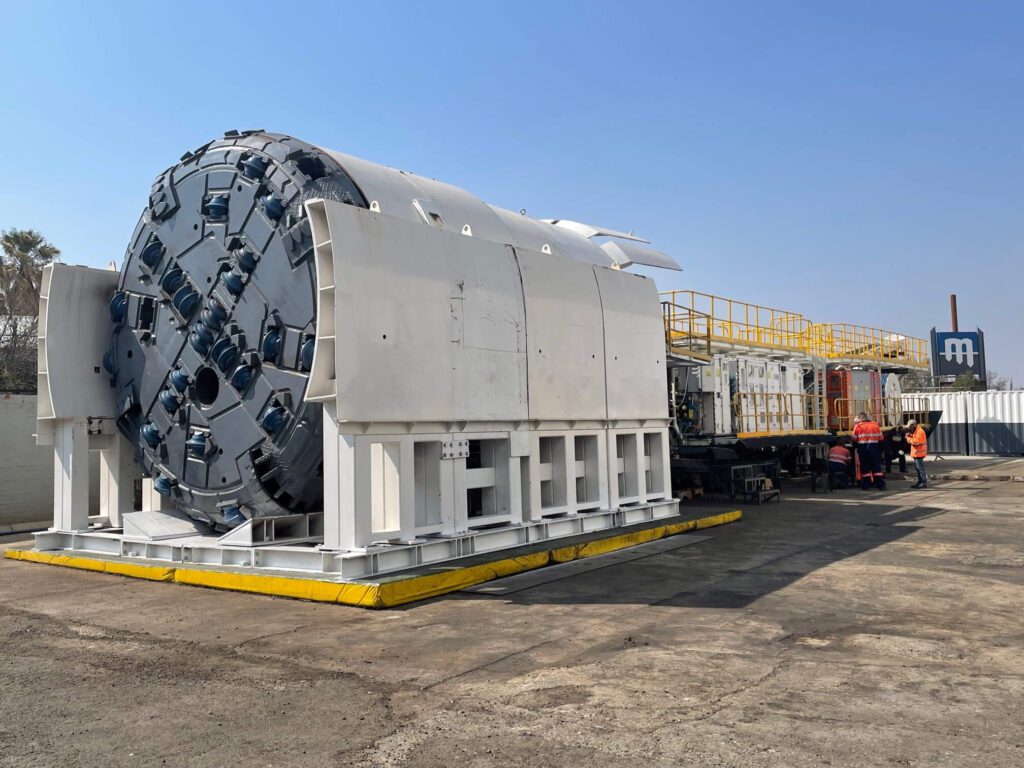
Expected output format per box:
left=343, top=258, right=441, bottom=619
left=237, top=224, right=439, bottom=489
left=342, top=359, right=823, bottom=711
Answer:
left=31, top=130, right=684, bottom=579
left=23, top=130, right=939, bottom=587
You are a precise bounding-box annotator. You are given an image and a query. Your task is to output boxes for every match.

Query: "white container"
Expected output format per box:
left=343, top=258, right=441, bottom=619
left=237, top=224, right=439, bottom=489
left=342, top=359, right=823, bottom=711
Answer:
left=901, top=390, right=1024, bottom=455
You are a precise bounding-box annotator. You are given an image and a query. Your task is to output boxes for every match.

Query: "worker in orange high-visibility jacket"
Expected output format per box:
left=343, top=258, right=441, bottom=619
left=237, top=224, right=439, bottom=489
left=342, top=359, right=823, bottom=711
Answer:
left=852, top=412, right=886, bottom=490
left=827, top=443, right=853, bottom=489
left=905, top=418, right=928, bottom=489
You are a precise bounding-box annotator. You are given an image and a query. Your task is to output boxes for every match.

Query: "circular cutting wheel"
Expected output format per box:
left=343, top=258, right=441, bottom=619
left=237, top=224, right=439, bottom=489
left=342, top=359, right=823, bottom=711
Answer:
left=109, top=131, right=367, bottom=527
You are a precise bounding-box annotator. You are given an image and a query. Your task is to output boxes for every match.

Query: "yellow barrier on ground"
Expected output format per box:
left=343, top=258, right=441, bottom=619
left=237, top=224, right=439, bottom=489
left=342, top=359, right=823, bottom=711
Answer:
left=4, top=509, right=743, bottom=608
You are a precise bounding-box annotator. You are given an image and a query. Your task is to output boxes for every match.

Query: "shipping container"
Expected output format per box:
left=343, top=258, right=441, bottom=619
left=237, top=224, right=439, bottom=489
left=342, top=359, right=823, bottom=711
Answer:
left=827, top=368, right=882, bottom=431
left=969, top=391, right=1024, bottom=454
left=907, top=391, right=1024, bottom=455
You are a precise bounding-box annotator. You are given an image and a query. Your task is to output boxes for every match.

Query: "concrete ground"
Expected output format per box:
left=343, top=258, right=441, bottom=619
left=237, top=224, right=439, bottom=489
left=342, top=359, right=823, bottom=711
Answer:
left=922, top=455, right=1024, bottom=481
left=1, top=465, right=1022, bottom=767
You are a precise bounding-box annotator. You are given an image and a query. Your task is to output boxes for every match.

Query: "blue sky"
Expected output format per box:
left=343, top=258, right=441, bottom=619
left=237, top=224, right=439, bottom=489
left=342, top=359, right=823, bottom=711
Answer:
left=2, top=1, right=1021, bottom=381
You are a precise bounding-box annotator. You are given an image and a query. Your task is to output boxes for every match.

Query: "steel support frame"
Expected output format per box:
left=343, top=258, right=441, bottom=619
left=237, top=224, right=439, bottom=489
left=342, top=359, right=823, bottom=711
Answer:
left=320, top=406, right=675, bottom=552
left=32, top=497, right=680, bottom=580
left=33, top=415, right=679, bottom=580
left=45, top=417, right=139, bottom=531
left=36, top=405, right=677, bottom=580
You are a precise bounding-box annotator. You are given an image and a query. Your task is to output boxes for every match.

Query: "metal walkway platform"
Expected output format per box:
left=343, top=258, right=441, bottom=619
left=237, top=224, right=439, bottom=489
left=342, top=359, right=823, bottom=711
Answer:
left=661, top=289, right=930, bottom=370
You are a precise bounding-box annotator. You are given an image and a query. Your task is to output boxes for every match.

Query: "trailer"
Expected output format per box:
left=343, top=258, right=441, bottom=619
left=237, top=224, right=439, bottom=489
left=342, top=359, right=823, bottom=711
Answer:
left=661, top=290, right=938, bottom=494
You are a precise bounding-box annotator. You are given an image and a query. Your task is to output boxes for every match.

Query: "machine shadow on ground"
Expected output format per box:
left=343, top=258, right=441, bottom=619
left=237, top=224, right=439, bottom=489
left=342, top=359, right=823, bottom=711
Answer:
left=442, top=492, right=947, bottom=610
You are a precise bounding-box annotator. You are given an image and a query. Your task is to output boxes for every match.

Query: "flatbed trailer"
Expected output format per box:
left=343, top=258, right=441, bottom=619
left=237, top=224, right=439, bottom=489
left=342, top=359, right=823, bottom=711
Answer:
left=660, top=289, right=937, bottom=495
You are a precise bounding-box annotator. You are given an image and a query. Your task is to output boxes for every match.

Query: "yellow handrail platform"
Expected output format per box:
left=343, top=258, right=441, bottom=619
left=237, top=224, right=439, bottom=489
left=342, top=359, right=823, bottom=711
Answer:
left=732, top=392, right=828, bottom=436
left=662, top=290, right=810, bottom=356
left=660, top=290, right=929, bottom=369
left=829, top=396, right=930, bottom=432
left=806, top=323, right=929, bottom=368
left=662, top=301, right=713, bottom=361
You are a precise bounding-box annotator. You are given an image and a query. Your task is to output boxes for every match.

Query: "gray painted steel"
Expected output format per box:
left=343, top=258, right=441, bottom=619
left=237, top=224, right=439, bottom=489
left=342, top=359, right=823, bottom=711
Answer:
left=112, top=133, right=368, bottom=527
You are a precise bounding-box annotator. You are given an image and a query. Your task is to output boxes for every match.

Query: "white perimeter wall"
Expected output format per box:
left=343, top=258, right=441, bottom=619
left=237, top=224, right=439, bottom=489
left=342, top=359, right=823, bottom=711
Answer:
left=0, top=393, right=99, bottom=529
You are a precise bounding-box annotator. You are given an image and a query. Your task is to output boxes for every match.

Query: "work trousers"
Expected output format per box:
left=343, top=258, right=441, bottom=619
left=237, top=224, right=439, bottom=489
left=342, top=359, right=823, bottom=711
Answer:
left=857, top=443, right=885, bottom=490
left=828, top=460, right=851, bottom=489
left=914, top=457, right=928, bottom=487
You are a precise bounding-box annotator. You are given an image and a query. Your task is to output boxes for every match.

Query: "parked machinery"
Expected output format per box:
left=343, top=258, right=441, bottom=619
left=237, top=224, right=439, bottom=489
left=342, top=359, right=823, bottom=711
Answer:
left=109, top=134, right=349, bottom=527
left=26, top=131, right=937, bottom=581
left=671, top=361, right=914, bottom=439
left=661, top=287, right=937, bottom=493
left=32, top=131, right=684, bottom=578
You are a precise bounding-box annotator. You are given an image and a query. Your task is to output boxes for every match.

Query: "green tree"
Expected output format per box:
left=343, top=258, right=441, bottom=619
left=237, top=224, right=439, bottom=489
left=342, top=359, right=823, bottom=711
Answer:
left=1, top=229, right=60, bottom=314
left=952, top=371, right=985, bottom=392
left=0, top=228, right=61, bottom=392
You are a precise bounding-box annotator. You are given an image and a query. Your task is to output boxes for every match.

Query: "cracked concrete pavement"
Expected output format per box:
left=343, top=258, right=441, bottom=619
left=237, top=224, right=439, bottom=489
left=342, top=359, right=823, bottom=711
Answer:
left=1, top=470, right=1022, bottom=767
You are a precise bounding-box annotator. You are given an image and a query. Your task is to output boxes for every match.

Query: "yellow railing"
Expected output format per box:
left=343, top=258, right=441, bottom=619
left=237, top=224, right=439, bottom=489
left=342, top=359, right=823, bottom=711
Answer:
left=807, top=323, right=929, bottom=368
left=658, top=290, right=930, bottom=368
left=661, top=290, right=810, bottom=354
left=662, top=301, right=713, bottom=360
left=731, top=392, right=828, bottom=436
left=731, top=394, right=932, bottom=437
left=829, top=397, right=914, bottom=432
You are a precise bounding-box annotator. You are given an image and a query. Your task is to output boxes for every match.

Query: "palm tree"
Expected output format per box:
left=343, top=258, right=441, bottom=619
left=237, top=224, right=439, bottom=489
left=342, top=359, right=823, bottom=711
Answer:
left=1, top=228, right=61, bottom=315
left=0, top=229, right=60, bottom=392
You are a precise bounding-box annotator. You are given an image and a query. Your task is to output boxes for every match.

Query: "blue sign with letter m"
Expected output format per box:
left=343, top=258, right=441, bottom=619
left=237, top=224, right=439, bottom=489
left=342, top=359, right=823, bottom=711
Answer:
left=933, top=331, right=984, bottom=378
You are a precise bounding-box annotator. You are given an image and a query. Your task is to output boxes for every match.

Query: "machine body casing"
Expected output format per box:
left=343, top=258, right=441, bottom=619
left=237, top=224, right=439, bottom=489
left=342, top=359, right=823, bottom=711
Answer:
left=305, top=197, right=672, bottom=552
left=31, top=133, right=678, bottom=577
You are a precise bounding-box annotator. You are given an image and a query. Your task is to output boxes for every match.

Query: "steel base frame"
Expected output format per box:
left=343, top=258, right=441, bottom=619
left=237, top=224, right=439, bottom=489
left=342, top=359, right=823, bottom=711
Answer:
left=32, top=498, right=679, bottom=580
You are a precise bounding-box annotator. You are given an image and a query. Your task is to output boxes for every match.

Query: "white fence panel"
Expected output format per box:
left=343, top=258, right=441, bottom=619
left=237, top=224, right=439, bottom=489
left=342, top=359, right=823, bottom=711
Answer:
left=903, top=390, right=1024, bottom=456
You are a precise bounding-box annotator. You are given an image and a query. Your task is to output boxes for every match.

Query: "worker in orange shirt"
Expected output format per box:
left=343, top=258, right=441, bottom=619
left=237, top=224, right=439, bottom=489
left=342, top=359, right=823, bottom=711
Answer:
left=905, top=418, right=928, bottom=489
left=827, top=443, right=853, bottom=489
left=852, top=411, right=886, bottom=490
